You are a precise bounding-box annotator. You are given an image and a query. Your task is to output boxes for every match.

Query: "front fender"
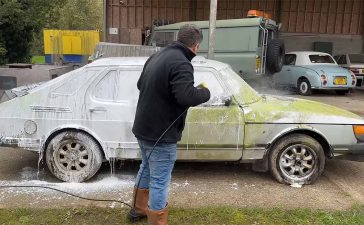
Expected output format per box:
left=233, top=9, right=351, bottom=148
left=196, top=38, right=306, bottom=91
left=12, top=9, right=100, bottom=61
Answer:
left=266, top=125, right=333, bottom=157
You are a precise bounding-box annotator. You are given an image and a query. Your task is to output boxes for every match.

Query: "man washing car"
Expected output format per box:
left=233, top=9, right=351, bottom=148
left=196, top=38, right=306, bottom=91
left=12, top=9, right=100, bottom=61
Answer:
left=129, top=24, right=210, bottom=225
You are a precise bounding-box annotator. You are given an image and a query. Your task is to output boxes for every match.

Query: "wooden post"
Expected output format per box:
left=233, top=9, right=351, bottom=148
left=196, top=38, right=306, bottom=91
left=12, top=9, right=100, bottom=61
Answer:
left=207, top=0, right=217, bottom=59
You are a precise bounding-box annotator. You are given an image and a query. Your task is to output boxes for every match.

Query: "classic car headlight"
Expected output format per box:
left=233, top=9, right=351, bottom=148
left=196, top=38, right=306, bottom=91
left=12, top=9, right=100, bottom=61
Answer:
left=350, top=71, right=356, bottom=86
left=353, top=125, right=364, bottom=142
left=320, top=74, right=328, bottom=86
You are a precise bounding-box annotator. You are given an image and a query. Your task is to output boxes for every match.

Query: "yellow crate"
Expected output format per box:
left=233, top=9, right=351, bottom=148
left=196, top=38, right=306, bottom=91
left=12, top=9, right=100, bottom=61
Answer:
left=44, top=29, right=100, bottom=55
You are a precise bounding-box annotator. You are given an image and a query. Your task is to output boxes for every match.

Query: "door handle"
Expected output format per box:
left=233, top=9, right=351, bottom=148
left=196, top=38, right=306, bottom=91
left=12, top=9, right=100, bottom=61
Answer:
left=287, top=69, right=291, bottom=71
left=89, top=107, right=107, bottom=112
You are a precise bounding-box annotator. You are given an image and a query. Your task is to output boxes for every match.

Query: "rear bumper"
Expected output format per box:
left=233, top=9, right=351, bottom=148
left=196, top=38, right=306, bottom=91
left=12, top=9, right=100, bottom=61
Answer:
left=333, top=143, right=364, bottom=161
left=311, top=87, right=353, bottom=90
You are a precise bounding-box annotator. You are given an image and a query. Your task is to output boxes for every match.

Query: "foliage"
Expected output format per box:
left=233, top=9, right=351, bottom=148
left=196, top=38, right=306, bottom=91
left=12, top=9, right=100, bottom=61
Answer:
left=56, top=0, right=103, bottom=30
left=0, top=0, right=103, bottom=64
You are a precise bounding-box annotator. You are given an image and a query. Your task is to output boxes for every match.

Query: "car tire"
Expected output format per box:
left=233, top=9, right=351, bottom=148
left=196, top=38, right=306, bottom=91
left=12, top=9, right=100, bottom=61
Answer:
left=336, top=90, right=349, bottom=95
left=298, top=78, right=312, bottom=96
left=45, top=131, right=103, bottom=182
left=266, top=39, right=285, bottom=74
left=269, top=134, right=325, bottom=185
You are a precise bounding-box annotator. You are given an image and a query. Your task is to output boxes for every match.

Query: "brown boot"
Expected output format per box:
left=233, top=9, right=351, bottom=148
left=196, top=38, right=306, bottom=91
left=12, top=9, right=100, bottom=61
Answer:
left=147, top=205, right=168, bottom=225
left=128, top=188, right=149, bottom=222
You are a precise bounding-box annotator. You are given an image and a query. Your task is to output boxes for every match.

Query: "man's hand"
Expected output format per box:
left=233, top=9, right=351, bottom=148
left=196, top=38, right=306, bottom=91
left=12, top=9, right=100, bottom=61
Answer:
left=197, top=82, right=208, bottom=89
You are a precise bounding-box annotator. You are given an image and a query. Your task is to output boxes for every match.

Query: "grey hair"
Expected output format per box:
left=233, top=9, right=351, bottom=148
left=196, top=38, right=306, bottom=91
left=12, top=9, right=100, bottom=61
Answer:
left=177, top=24, right=203, bottom=48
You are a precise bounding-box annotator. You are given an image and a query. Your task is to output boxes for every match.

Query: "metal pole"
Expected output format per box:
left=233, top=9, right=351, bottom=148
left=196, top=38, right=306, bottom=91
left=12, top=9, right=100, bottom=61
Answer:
left=207, top=0, right=217, bottom=59
left=103, top=0, right=107, bottom=42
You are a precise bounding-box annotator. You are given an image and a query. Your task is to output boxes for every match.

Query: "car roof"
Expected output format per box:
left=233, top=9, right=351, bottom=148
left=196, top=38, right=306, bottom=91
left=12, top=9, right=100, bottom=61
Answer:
left=287, top=51, right=332, bottom=56
left=85, top=56, right=229, bottom=71
left=154, top=18, right=265, bottom=30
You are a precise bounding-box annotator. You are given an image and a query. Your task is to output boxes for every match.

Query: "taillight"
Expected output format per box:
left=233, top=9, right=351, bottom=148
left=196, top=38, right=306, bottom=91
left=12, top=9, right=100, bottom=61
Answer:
left=350, top=71, right=356, bottom=86
left=320, top=74, right=328, bottom=86
left=353, top=125, right=364, bottom=142
left=255, top=56, right=261, bottom=73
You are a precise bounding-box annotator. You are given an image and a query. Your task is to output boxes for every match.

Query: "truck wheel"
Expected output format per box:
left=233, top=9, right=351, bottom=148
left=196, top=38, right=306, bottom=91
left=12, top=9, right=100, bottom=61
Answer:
left=45, top=131, right=103, bottom=182
left=269, top=134, right=325, bottom=185
left=266, top=39, right=285, bottom=74
left=298, top=78, right=312, bottom=96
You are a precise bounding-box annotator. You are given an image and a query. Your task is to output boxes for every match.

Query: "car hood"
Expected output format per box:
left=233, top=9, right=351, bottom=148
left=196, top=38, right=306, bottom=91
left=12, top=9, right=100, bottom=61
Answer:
left=243, top=95, right=364, bottom=124
left=299, top=64, right=350, bottom=75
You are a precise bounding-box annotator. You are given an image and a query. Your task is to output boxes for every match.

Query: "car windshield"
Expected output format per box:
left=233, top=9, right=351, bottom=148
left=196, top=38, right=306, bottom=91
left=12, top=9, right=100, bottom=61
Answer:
left=348, top=54, right=364, bottom=63
left=219, top=67, right=261, bottom=105
left=309, top=55, right=335, bottom=64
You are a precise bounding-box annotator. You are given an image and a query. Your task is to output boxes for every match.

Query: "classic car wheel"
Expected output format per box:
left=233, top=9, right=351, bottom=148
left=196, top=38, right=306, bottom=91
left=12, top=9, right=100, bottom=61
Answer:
left=269, top=134, right=325, bottom=185
left=46, top=131, right=103, bottom=182
left=298, top=79, right=312, bottom=96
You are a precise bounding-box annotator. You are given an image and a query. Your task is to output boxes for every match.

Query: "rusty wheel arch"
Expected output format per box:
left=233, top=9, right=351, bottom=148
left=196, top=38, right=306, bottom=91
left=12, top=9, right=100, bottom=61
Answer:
left=266, top=129, right=333, bottom=159
left=42, top=128, right=106, bottom=160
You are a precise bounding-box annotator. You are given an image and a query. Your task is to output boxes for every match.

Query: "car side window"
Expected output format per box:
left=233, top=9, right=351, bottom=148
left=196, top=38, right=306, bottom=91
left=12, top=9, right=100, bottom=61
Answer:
left=284, top=54, right=296, bottom=65
left=93, top=69, right=140, bottom=103
left=52, top=68, right=100, bottom=95
left=194, top=70, right=229, bottom=106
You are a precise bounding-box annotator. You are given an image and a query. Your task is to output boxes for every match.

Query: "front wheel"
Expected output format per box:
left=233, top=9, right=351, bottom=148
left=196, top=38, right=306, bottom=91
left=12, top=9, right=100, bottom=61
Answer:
left=269, top=134, right=325, bottom=185
left=298, top=78, right=312, bottom=96
left=45, top=131, right=103, bottom=182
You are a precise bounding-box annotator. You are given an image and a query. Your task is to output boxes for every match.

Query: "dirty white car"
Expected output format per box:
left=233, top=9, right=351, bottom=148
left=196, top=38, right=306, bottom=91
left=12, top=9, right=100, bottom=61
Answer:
left=0, top=57, right=363, bottom=185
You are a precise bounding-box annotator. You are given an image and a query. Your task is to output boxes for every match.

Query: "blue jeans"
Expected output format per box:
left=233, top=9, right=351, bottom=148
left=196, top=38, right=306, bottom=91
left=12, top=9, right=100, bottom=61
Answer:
left=135, top=139, right=177, bottom=211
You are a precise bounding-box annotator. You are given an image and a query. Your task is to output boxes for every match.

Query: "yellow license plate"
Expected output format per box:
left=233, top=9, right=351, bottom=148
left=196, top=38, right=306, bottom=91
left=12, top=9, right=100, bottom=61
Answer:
left=334, top=77, right=347, bottom=85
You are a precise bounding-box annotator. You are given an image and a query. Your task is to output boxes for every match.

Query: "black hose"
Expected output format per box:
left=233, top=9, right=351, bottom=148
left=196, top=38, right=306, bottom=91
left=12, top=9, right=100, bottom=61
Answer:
left=0, top=185, right=132, bottom=208
left=132, top=108, right=188, bottom=209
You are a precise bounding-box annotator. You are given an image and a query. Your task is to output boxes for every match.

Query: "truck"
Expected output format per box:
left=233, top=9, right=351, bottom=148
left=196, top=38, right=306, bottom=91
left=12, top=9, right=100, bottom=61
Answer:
left=146, top=10, right=285, bottom=80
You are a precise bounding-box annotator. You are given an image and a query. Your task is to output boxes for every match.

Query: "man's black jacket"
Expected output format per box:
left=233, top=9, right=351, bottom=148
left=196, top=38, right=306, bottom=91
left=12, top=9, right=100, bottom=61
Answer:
left=132, top=42, right=211, bottom=143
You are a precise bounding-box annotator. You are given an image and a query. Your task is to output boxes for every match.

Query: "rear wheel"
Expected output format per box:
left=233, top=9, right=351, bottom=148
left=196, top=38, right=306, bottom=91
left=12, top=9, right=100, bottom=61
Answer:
left=45, top=131, right=103, bottom=182
left=298, top=78, right=312, bottom=96
left=269, top=134, right=325, bottom=185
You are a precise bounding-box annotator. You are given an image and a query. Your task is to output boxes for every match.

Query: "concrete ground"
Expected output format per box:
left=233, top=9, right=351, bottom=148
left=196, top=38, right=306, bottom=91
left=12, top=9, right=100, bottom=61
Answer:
left=0, top=89, right=363, bottom=210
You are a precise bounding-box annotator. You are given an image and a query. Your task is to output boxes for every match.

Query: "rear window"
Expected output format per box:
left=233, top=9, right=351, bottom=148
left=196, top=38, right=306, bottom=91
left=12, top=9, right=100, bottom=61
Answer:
left=309, top=55, right=335, bottom=64
left=349, top=54, right=364, bottom=63
left=284, top=54, right=296, bottom=65
left=150, top=31, right=175, bottom=47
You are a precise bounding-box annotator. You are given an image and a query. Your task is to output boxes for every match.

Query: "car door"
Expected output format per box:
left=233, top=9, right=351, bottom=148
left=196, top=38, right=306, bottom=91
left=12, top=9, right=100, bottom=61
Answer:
left=275, top=54, right=296, bottom=87
left=85, top=67, right=142, bottom=158
left=178, top=67, right=244, bottom=161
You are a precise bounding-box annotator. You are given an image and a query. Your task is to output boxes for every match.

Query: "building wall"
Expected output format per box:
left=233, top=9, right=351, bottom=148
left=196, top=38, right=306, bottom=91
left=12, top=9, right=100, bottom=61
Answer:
left=106, top=0, right=364, bottom=53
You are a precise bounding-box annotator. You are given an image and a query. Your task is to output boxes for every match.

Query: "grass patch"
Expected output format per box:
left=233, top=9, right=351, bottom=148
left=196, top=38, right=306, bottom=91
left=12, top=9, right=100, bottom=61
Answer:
left=31, top=56, right=45, bottom=64
left=0, top=205, right=363, bottom=225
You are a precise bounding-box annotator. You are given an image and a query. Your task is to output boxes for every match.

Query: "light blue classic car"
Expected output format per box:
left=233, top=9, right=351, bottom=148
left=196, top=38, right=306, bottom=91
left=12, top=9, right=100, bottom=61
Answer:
left=274, top=51, right=356, bottom=95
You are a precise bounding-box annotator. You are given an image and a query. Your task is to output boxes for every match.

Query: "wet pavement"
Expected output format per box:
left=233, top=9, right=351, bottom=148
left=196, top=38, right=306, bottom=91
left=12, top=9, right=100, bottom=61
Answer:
left=0, top=90, right=364, bottom=210
left=0, top=147, right=363, bottom=210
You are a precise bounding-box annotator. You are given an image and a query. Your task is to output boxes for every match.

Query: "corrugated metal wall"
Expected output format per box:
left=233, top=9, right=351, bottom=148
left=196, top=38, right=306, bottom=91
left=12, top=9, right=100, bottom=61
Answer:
left=106, top=0, right=364, bottom=44
left=280, top=0, right=364, bottom=34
